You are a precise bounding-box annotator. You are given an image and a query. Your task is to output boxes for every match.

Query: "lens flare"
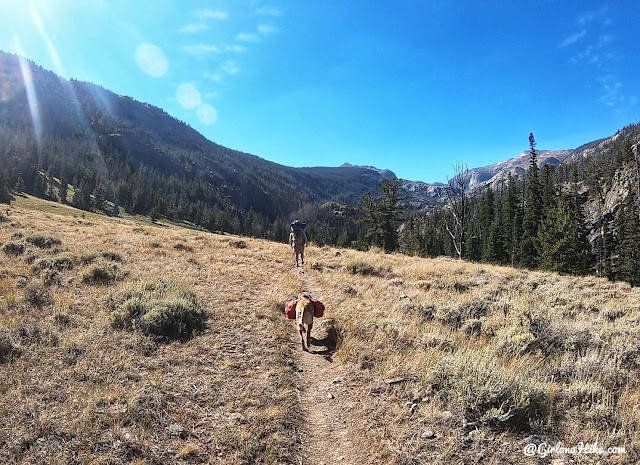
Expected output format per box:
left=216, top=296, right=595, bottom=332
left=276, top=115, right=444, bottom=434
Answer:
left=18, top=56, right=42, bottom=148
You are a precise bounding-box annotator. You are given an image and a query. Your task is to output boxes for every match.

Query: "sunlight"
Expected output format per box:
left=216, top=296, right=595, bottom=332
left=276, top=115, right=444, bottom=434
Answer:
left=27, top=0, right=113, bottom=183
left=29, top=0, right=64, bottom=77
left=14, top=40, right=42, bottom=149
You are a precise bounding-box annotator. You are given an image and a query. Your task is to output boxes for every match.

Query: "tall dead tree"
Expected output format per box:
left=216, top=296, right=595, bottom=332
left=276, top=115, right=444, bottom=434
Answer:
left=442, top=161, right=474, bottom=259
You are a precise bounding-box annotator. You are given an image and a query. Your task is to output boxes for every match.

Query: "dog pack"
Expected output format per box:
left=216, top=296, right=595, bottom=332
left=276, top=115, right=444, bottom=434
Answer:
left=285, top=297, right=324, bottom=319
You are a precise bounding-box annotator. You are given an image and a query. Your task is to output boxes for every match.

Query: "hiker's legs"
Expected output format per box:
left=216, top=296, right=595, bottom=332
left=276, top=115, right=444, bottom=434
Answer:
left=301, top=249, right=304, bottom=265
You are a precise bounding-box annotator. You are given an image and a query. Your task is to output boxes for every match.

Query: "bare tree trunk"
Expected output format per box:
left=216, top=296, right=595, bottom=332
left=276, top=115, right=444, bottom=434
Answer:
left=441, top=161, right=472, bottom=260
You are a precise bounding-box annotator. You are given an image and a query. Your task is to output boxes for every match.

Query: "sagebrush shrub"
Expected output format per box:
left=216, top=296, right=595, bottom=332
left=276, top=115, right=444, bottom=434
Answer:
left=342, top=260, right=389, bottom=276
left=2, top=242, right=25, bottom=255
left=0, top=328, right=20, bottom=363
left=26, top=235, right=62, bottom=249
left=108, top=278, right=207, bottom=341
left=82, top=260, right=126, bottom=284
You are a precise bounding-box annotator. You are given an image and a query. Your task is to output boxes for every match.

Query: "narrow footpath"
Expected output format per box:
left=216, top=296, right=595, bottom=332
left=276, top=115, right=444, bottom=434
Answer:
left=291, top=266, right=368, bottom=465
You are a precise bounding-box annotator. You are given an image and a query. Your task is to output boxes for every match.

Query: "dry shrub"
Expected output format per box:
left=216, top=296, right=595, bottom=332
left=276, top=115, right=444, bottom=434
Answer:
left=428, top=351, right=549, bottom=430
left=42, top=269, right=61, bottom=287
left=99, top=250, right=123, bottom=262
left=108, top=278, right=208, bottom=341
left=26, top=235, right=62, bottom=249
left=342, top=259, right=389, bottom=276
left=2, top=241, right=25, bottom=255
left=34, top=255, right=74, bottom=272
left=23, top=283, right=51, bottom=308
left=173, top=243, right=194, bottom=252
left=79, top=249, right=123, bottom=264
left=0, top=327, right=20, bottom=363
left=228, top=239, right=247, bottom=249
left=435, top=298, right=489, bottom=328
left=81, top=260, right=127, bottom=284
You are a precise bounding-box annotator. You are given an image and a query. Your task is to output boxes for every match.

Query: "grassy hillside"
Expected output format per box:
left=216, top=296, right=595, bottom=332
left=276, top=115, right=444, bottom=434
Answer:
left=1, top=196, right=638, bottom=464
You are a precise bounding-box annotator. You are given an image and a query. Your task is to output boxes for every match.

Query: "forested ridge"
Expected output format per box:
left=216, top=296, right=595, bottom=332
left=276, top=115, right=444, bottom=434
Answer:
left=396, top=126, right=640, bottom=285
left=1, top=51, right=640, bottom=284
left=0, top=51, right=389, bottom=241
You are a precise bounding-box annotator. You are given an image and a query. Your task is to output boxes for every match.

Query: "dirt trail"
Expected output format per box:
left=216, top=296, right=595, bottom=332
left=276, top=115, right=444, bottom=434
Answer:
left=292, top=266, right=367, bottom=465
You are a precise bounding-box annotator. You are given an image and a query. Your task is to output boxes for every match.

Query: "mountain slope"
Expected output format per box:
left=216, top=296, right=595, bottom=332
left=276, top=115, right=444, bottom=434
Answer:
left=0, top=51, right=392, bottom=230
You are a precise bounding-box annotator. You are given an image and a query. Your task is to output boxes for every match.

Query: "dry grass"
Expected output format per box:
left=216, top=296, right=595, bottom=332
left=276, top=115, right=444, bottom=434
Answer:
left=1, top=195, right=638, bottom=464
left=0, top=196, right=302, bottom=464
left=302, top=249, right=640, bottom=464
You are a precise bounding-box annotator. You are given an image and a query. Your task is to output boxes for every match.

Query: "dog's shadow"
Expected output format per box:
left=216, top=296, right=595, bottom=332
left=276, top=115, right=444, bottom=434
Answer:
left=309, top=331, right=336, bottom=362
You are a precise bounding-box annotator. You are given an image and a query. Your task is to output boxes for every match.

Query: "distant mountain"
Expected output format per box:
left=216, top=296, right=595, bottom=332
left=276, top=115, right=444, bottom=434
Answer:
left=2, top=50, right=637, bottom=248
left=465, top=149, right=573, bottom=190
left=339, top=162, right=397, bottom=179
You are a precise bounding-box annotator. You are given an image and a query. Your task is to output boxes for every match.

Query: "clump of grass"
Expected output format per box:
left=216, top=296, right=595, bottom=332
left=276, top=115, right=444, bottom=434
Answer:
left=435, top=298, right=489, bottom=328
left=10, top=232, right=23, bottom=239
left=79, top=249, right=123, bottom=265
left=81, top=260, right=127, bottom=285
left=0, top=328, right=21, bottom=363
left=340, top=284, right=357, bottom=295
left=42, top=269, right=61, bottom=287
left=100, top=250, right=123, bottom=262
left=26, top=235, right=62, bottom=249
left=2, top=241, right=25, bottom=255
left=148, top=241, right=162, bottom=249
left=34, top=255, right=74, bottom=272
left=173, top=243, right=194, bottom=252
left=228, top=239, right=246, bottom=249
left=342, top=259, right=389, bottom=276
left=23, top=283, right=51, bottom=308
left=53, top=306, right=73, bottom=327
left=108, top=278, right=208, bottom=341
left=428, top=351, right=549, bottom=430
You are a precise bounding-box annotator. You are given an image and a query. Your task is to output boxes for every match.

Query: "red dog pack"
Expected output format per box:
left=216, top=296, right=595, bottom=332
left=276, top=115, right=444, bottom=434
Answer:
left=285, top=300, right=297, bottom=319
left=284, top=298, right=325, bottom=319
left=311, top=298, right=325, bottom=318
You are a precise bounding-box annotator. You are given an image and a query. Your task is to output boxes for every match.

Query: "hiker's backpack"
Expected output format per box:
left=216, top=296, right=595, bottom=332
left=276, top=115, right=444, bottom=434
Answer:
left=290, top=221, right=307, bottom=244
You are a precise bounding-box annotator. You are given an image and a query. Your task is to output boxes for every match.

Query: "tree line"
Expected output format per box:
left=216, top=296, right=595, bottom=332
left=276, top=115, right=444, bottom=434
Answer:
left=395, top=127, right=640, bottom=286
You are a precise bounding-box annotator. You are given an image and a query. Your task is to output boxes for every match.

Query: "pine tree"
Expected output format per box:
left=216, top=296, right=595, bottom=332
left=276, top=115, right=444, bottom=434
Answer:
left=537, top=196, right=588, bottom=274
left=15, top=176, right=26, bottom=194
left=0, top=172, right=11, bottom=204
left=602, top=219, right=616, bottom=280
left=361, top=179, right=405, bottom=252
left=519, top=133, right=542, bottom=268
left=614, top=194, right=640, bottom=286
left=500, top=175, right=521, bottom=266
left=59, top=176, right=68, bottom=204
left=478, top=186, right=495, bottom=261
left=92, top=185, right=106, bottom=211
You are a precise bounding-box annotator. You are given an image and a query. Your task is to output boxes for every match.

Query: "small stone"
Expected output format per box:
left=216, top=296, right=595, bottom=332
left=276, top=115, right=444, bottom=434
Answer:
left=384, top=376, right=406, bottom=385
left=332, top=377, right=344, bottom=384
left=421, top=429, right=435, bottom=439
left=337, top=456, right=345, bottom=461
left=399, top=294, right=409, bottom=299
left=440, top=410, right=453, bottom=420
left=298, top=368, right=304, bottom=372
left=410, top=403, right=418, bottom=413
left=327, top=393, right=334, bottom=399
left=168, top=423, right=185, bottom=437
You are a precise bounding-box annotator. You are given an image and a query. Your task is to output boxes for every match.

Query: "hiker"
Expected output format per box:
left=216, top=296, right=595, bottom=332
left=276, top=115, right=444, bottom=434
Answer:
left=289, top=220, right=308, bottom=267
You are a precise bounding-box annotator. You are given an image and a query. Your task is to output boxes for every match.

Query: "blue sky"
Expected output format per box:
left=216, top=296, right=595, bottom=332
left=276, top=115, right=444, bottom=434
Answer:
left=0, top=0, right=639, bottom=182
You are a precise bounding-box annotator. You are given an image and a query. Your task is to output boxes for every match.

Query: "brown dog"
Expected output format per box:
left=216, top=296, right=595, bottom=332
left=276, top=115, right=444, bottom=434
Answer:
left=295, top=294, right=314, bottom=351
